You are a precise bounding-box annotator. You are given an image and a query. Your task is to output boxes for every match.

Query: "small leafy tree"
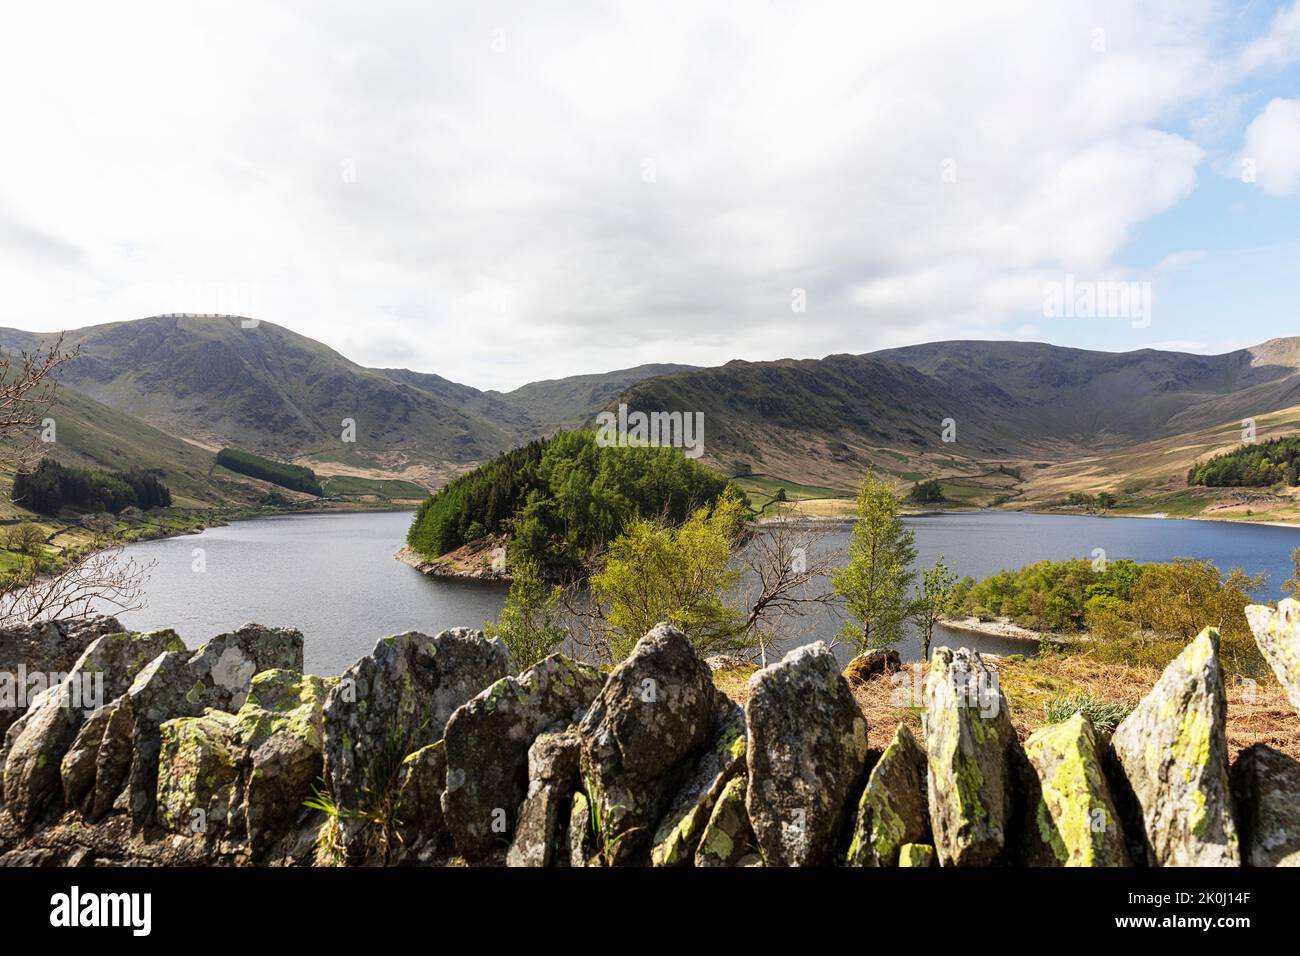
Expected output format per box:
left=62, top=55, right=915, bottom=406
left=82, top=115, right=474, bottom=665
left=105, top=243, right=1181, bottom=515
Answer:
left=590, top=489, right=746, bottom=659
left=912, top=556, right=957, bottom=660
left=833, top=473, right=917, bottom=651
left=485, top=558, right=567, bottom=670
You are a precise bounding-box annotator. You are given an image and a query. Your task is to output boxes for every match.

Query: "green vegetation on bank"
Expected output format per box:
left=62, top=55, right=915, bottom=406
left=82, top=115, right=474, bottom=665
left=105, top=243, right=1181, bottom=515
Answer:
left=407, top=430, right=736, bottom=575
left=216, top=448, right=324, bottom=496
left=1188, top=436, right=1300, bottom=488
left=12, top=457, right=172, bottom=515
left=951, top=556, right=1267, bottom=677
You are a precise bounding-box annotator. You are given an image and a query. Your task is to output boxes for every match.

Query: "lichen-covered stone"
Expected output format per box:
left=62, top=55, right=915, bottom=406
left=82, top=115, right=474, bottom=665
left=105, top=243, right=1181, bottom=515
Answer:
left=579, top=623, right=722, bottom=865
left=568, top=789, right=595, bottom=867
left=1023, top=712, right=1129, bottom=867
left=923, top=646, right=1021, bottom=867
left=696, top=774, right=754, bottom=867
left=90, top=694, right=134, bottom=821
left=4, top=629, right=184, bottom=826
left=125, top=624, right=302, bottom=826
left=321, top=628, right=513, bottom=858
left=1109, top=628, right=1239, bottom=866
left=898, top=843, right=935, bottom=867
left=651, top=707, right=746, bottom=866
left=746, top=641, right=868, bottom=866
left=846, top=722, right=929, bottom=867
left=507, top=727, right=582, bottom=867
left=394, top=740, right=448, bottom=863
left=444, top=654, right=603, bottom=860
left=843, top=648, right=901, bottom=684
left=156, top=709, right=242, bottom=840
left=60, top=698, right=119, bottom=814
left=0, top=615, right=122, bottom=739
left=1231, top=743, right=1300, bottom=867
left=1245, top=600, right=1300, bottom=716
left=235, top=669, right=332, bottom=856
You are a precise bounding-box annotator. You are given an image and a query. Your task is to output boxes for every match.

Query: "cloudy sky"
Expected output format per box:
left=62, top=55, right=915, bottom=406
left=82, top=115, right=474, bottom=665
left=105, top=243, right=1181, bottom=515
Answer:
left=1, top=1, right=1299, bottom=391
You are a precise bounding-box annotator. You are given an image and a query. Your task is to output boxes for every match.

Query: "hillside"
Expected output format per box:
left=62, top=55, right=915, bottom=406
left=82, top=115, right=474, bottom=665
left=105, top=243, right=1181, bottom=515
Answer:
left=0, top=317, right=690, bottom=488
left=0, top=382, right=266, bottom=513
left=0, top=316, right=514, bottom=482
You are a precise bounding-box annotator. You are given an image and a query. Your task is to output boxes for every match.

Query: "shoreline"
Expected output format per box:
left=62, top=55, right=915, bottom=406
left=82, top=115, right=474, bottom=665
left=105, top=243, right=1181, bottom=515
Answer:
left=938, top=614, right=1073, bottom=646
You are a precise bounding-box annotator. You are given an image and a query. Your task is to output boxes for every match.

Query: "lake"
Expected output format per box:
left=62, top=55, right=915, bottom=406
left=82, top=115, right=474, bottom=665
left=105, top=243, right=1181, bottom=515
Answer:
left=109, top=509, right=1300, bottom=676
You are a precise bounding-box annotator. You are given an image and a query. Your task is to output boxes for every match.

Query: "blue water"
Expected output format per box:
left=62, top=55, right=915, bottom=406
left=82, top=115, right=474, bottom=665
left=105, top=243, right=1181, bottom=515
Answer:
left=108, top=509, right=1300, bottom=676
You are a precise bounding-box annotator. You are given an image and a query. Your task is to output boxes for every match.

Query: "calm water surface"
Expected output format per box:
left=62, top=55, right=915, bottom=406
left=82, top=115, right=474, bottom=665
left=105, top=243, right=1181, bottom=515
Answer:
left=111, top=510, right=1300, bottom=676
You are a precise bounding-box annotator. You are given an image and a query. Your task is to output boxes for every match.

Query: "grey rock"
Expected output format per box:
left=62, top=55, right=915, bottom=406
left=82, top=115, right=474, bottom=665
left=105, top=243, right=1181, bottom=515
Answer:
left=155, top=709, right=242, bottom=841
left=1232, top=743, right=1300, bottom=867
left=922, top=646, right=1021, bottom=867
left=91, top=694, right=135, bottom=821
left=321, top=628, right=513, bottom=859
left=1109, top=628, right=1239, bottom=866
left=60, top=698, right=120, bottom=814
left=568, top=789, right=595, bottom=867
left=0, top=615, right=123, bottom=739
left=579, top=623, right=721, bottom=865
left=1245, top=600, right=1300, bottom=716
left=846, top=722, right=929, bottom=867
left=3, top=629, right=183, bottom=826
left=695, top=774, right=754, bottom=867
left=125, top=624, right=302, bottom=826
left=233, top=669, right=332, bottom=857
left=843, top=648, right=901, bottom=684
left=394, top=741, right=448, bottom=863
left=1023, top=712, right=1129, bottom=866
left=506, top=727, right=582, bottom=867
left=651, top=709, right=746, bottom=866
left=746, top=641, right=868, bottom=866
left=444, top=654, right=603, bottom=860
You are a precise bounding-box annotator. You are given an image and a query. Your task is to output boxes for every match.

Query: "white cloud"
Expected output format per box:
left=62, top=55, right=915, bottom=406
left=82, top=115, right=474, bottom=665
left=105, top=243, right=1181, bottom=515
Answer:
left=0, top=0, right=1230, bottom=389
left=1240, top=1, right=1300, bottom=73
left=1237, top=98, right=1300, bottom=196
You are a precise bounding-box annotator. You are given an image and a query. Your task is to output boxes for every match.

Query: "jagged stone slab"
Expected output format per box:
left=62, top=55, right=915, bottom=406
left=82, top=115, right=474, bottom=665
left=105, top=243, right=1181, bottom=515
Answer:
left=568, top=789, right=595, bottom=867
left=444, top=654, right=602, bottom=860
left=696, top=774, right=754, bottom=867
left=746, top=641, right=868, bottom=866
left=0, top=615, right=123, bottom=738
left=507, top=727, right=582, bottom=867
left=1110, top=628, right=1239, bottom=866
left=846, top=722, right=929, bottom=866
left=92, top=694, right=134, bottom=821
left=156, top=709, right=242, bottom=841
left=651, top=708, right=746, bottom=866
left=235, top=669, right=333, bottom=857
left=60, top=698, right=119, bottom=814
left=3, top=629, right=184, bottom=826
left=898, top=843, right=935, bottom=867
left=1245, top=600, right=1300, bottom=715
left=1232, top=743, right=1300, bottom=867
left=394, top=740, right=448, bottom=863
left=579, top=623, right=721, bottom=865
left=1023, top=712, right=1129, bottom=866
left=321, top=628, right=513, bottom=858
left=923, top=646, right=1021, bottom=867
